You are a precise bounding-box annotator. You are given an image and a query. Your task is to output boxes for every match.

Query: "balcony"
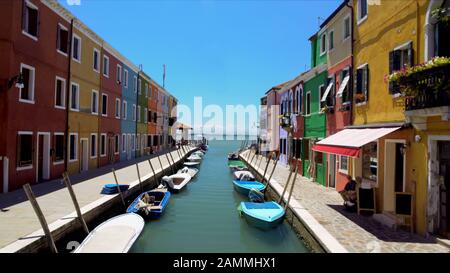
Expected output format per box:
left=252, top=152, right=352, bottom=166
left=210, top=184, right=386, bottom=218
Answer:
left=401, top=65, right=450, bottom=111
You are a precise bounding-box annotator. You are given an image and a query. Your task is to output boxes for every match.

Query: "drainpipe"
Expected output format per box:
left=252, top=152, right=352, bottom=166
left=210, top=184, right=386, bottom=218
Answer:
left=64, top=19, right=74, bottom=172
left=346, top=1, right=354, bottom=128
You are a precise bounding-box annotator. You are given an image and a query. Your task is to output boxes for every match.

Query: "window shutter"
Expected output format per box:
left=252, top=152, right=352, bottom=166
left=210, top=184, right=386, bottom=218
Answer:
left=56, top=25, right=60, bottom=50
left=21, top=0, right=26, bottom=31
left=364, top=65, right=369, bottom=101
left=407, top=41, right=414, bottom=67
left=356, top=68, right=362, bottom=94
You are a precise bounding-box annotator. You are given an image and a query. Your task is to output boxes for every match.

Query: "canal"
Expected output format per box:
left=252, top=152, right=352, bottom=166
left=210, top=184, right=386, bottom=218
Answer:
left=130, top=140, right=309, bottom=253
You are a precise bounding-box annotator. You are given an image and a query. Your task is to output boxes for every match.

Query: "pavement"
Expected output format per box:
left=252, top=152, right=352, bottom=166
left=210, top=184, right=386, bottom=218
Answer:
left=241, top=150, right=450, bottom=253
left=0, top=146, right=195, bottom=251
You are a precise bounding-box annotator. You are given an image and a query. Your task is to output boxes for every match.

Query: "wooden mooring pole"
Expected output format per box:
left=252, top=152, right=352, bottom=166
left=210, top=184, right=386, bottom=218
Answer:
left=111, top=168, right=126, bottom=208
left=168, top=151, right=177, bottom=169
left=135, top=163, right=144, bottom=193
left=165, top=153, right=175, bottom=174
left=260, top=151, right=272, bottom=184
left=62, top=172, right=89, bottom=235
left=285, top=163, right=299, bottom=210
left=278, top=161, right=296, bottom=204
left=23, top=183, right=58, bottom=253
left=264, top=152, right=280, bottom=187
left=148, top=159, right=158, bottom=186
left=157, top=155, right=165, bottom=176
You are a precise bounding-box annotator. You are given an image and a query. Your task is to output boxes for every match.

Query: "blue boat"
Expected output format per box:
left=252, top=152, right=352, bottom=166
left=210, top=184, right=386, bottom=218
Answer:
left=126, top=189, right=171, bottom=219
left=239, top=201, right=285, bottom=229
left=101, top=184, right=129, bottom=195
left=232, top=180, right=266, bottom=196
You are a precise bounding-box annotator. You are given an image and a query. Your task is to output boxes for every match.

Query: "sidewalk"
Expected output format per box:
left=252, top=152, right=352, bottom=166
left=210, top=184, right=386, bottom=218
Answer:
left=0, top=146, right=195, bottom=252
left=241, top=150, right=449, bottom=253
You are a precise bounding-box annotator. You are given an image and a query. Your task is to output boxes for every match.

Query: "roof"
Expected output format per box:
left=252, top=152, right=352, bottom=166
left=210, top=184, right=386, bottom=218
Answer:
left=264, top=80, right=292, bottom=95
left=320, top=0, right=350, bottom=29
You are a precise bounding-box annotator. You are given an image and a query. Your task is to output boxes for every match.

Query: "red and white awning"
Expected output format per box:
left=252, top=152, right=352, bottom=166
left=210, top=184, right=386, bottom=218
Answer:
left=312, top=127, right=401, bottom=157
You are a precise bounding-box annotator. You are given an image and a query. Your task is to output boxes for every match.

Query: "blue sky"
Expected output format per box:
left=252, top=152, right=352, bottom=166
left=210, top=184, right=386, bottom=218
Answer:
left=60, top=0, right=341, bottom=133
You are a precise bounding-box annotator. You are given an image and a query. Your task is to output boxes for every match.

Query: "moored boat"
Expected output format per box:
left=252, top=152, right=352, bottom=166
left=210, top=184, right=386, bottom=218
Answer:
left=183, top=161, right=200, bottom=167
left=187, top=154, right=202, bottom=162
left=126, top=189, right=171, bottom=219
left=233, top=170, right=255, bottom=181
left=161, top=173, right=191, bottom=192
left=73, top=213, right=144, bottom=253
left=238, top=201, right=285, bottom=230
left=232, top=180, right=266, bottom=196
left=193, top=151, right=204, bottom=158
left=228, top=152, right=239, bottom=160
left=228, top=160, right=246, bottom=169
left=177, top=166, right=199, bottom=178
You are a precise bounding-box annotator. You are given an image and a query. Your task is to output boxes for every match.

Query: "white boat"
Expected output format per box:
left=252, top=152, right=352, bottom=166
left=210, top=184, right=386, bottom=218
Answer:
left=73, top=213, right=144, bottom=253
left=187, top=154, right=202, bottom=162
left=183, top=161, right=200, bottom=167
left=233, top=170, right=255, bottom=181
left=193, top=151, right=204, bottom=157
left=177, top=166, right=199, bottom=178
left=161, top=173, right=191, bottom=192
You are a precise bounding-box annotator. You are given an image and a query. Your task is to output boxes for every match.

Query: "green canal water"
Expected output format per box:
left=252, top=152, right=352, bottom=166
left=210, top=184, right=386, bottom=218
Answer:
left=130, top=140, right=309, bottom=253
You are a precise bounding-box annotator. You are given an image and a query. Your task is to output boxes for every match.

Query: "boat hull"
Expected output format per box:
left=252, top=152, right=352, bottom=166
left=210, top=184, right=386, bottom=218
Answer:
left=240, top=202, right=285, bottom=230
left=232, top=180, right=265, bottom=196
left=126, top=190, right=171, bottom=219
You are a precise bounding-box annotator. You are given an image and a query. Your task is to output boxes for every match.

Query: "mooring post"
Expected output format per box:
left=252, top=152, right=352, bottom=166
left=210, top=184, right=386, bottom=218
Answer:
left=23, top=183, right=58, bottom=253
left=62, top=172, right=89, bottom=235
left=169, top=150, right=177, bottom=168
left=260, top=151, right=272, bottom=184
left=135, top=163, right=143, bottom=193
left=176, top=148, right=182, bottom=161
left=285, top=164, right=299, bottom=210
left=111, top=168, right=126, bottom=208
left=249, top=149, right=257, bottom=165
left=265, top=152, right=279, bottom=188
left=165, top=153, right=175, bottom=174
left=157, top=155, right=165, bottom=176
left=148, top=159, right=158, bottom=186
left=278, top=160, right=295, bottom=204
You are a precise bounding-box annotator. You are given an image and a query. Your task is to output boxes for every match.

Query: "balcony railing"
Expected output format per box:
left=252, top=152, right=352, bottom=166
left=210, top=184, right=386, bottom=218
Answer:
left=399, top=65, right=450, bottom=111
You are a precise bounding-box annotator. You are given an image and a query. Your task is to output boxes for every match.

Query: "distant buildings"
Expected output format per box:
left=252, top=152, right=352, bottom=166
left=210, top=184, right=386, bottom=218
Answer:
left=258, top=0, right=450, bottom=237
left=0, top=0, right=178, bottom=193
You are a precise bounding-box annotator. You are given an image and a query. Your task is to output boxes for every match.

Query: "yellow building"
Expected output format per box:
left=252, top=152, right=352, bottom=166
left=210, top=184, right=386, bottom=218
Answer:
left=350, top=0, right=450, bottom=236
left=67, top=21, right=103, bottom=174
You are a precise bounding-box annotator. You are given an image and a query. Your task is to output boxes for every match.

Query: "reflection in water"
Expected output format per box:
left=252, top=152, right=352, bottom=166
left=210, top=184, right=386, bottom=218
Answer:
left=130, top=140, right=308, bottom=253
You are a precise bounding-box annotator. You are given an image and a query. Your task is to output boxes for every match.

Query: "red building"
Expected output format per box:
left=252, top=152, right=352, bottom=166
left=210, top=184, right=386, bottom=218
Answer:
left=0, top=0, right=69, bottom=192
left=148, top=81, right=158, bottom=152
left=98, top=46, right=122, bottom=166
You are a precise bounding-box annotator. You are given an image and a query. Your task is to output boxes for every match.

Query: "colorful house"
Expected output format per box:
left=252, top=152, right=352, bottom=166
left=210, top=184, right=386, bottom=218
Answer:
left=0, top=0, right=69, bottom=191
left=148, top=81, right=158, bottom=153
left=302, top=32, right=328, bottom=186
left=99, top=44, right=123, bottom=166
left=120, top=62, right=138, bottom=161
left=317, top=0, right=353, bottom=191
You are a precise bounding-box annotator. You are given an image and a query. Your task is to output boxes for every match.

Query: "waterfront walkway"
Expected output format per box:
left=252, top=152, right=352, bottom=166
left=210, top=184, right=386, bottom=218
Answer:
left=0, top=146, right=195, bottom=252
left=241, top=150, right=449, bottom=253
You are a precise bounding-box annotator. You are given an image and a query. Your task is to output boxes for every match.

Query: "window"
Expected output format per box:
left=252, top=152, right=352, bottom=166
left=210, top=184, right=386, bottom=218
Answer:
left=69, top=133, right=78, bottom=162
left=138, top=78, right=142, bottom=94
left=57, top=24, right=68, bottom=55
left=297, top=87, right=303, bottom=113
left=144, top=108, right=148, bottom=123
left=329, top=30, right=334, bottom=51
left=122, top=134, right=126, bottom=153
left=131, top=134, right=135, bottom=150
left=116, top=64, right=122, bottom=84
left=136, top=134, right=140, bottom=150
left=122, top=100, right=127, bottom=120
left=19, top=63, right=35, bottom=103
left=355, top=64, right=369, bottom=103
left=137, top=105, right=141, bottom=122
left=153, top=135, right=158, bottom=146
left=54, top=76, right=66, bottom=109
left=93, top=48, right=100, bottom=72
left=343, top=16, right=351, bottom=40
left=22, top=0, right=39, bottom=39
left=362, top=142, right=377, bottom=182
left=389, top=42, right=414, bottom=94
left=17, top=132, right=33, bottom=168
left=321, top=77, right=335, bottom=108
left=305, top=91, right=311, bottom=115
left=124, top=70, right=129, bottom=88
left=132, top=104, right=136, bottom=121
left=70, top=82, right=80, bottom=111
left=295, top=139, right=302, bottom=159
left=91, top=90, right=99, bottom=114
left=72, top=34, right=81, bottom=62
left=133, top=76, right=137, bottom=93
left=90, top=134, right=97, bottom=158
left=54, top=133, right=64, bottom=163
left=357, top=0, right=368, bottom=23
left=153, top=112, right=157, bottom=123
left=101, top=94, right=108, bottom=116
left=339, top=156, right=349, bottom=174
left=320, top=33, right=327, bottom=55
left=100, top=134, right=106, bottom=157
left=114, top=135, right=119, bottom=154
left=115, top=98, right=121, bottom=119
left=103, top=55, right=109, bottom=77
left=148, top=110, right=152, bottom=124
